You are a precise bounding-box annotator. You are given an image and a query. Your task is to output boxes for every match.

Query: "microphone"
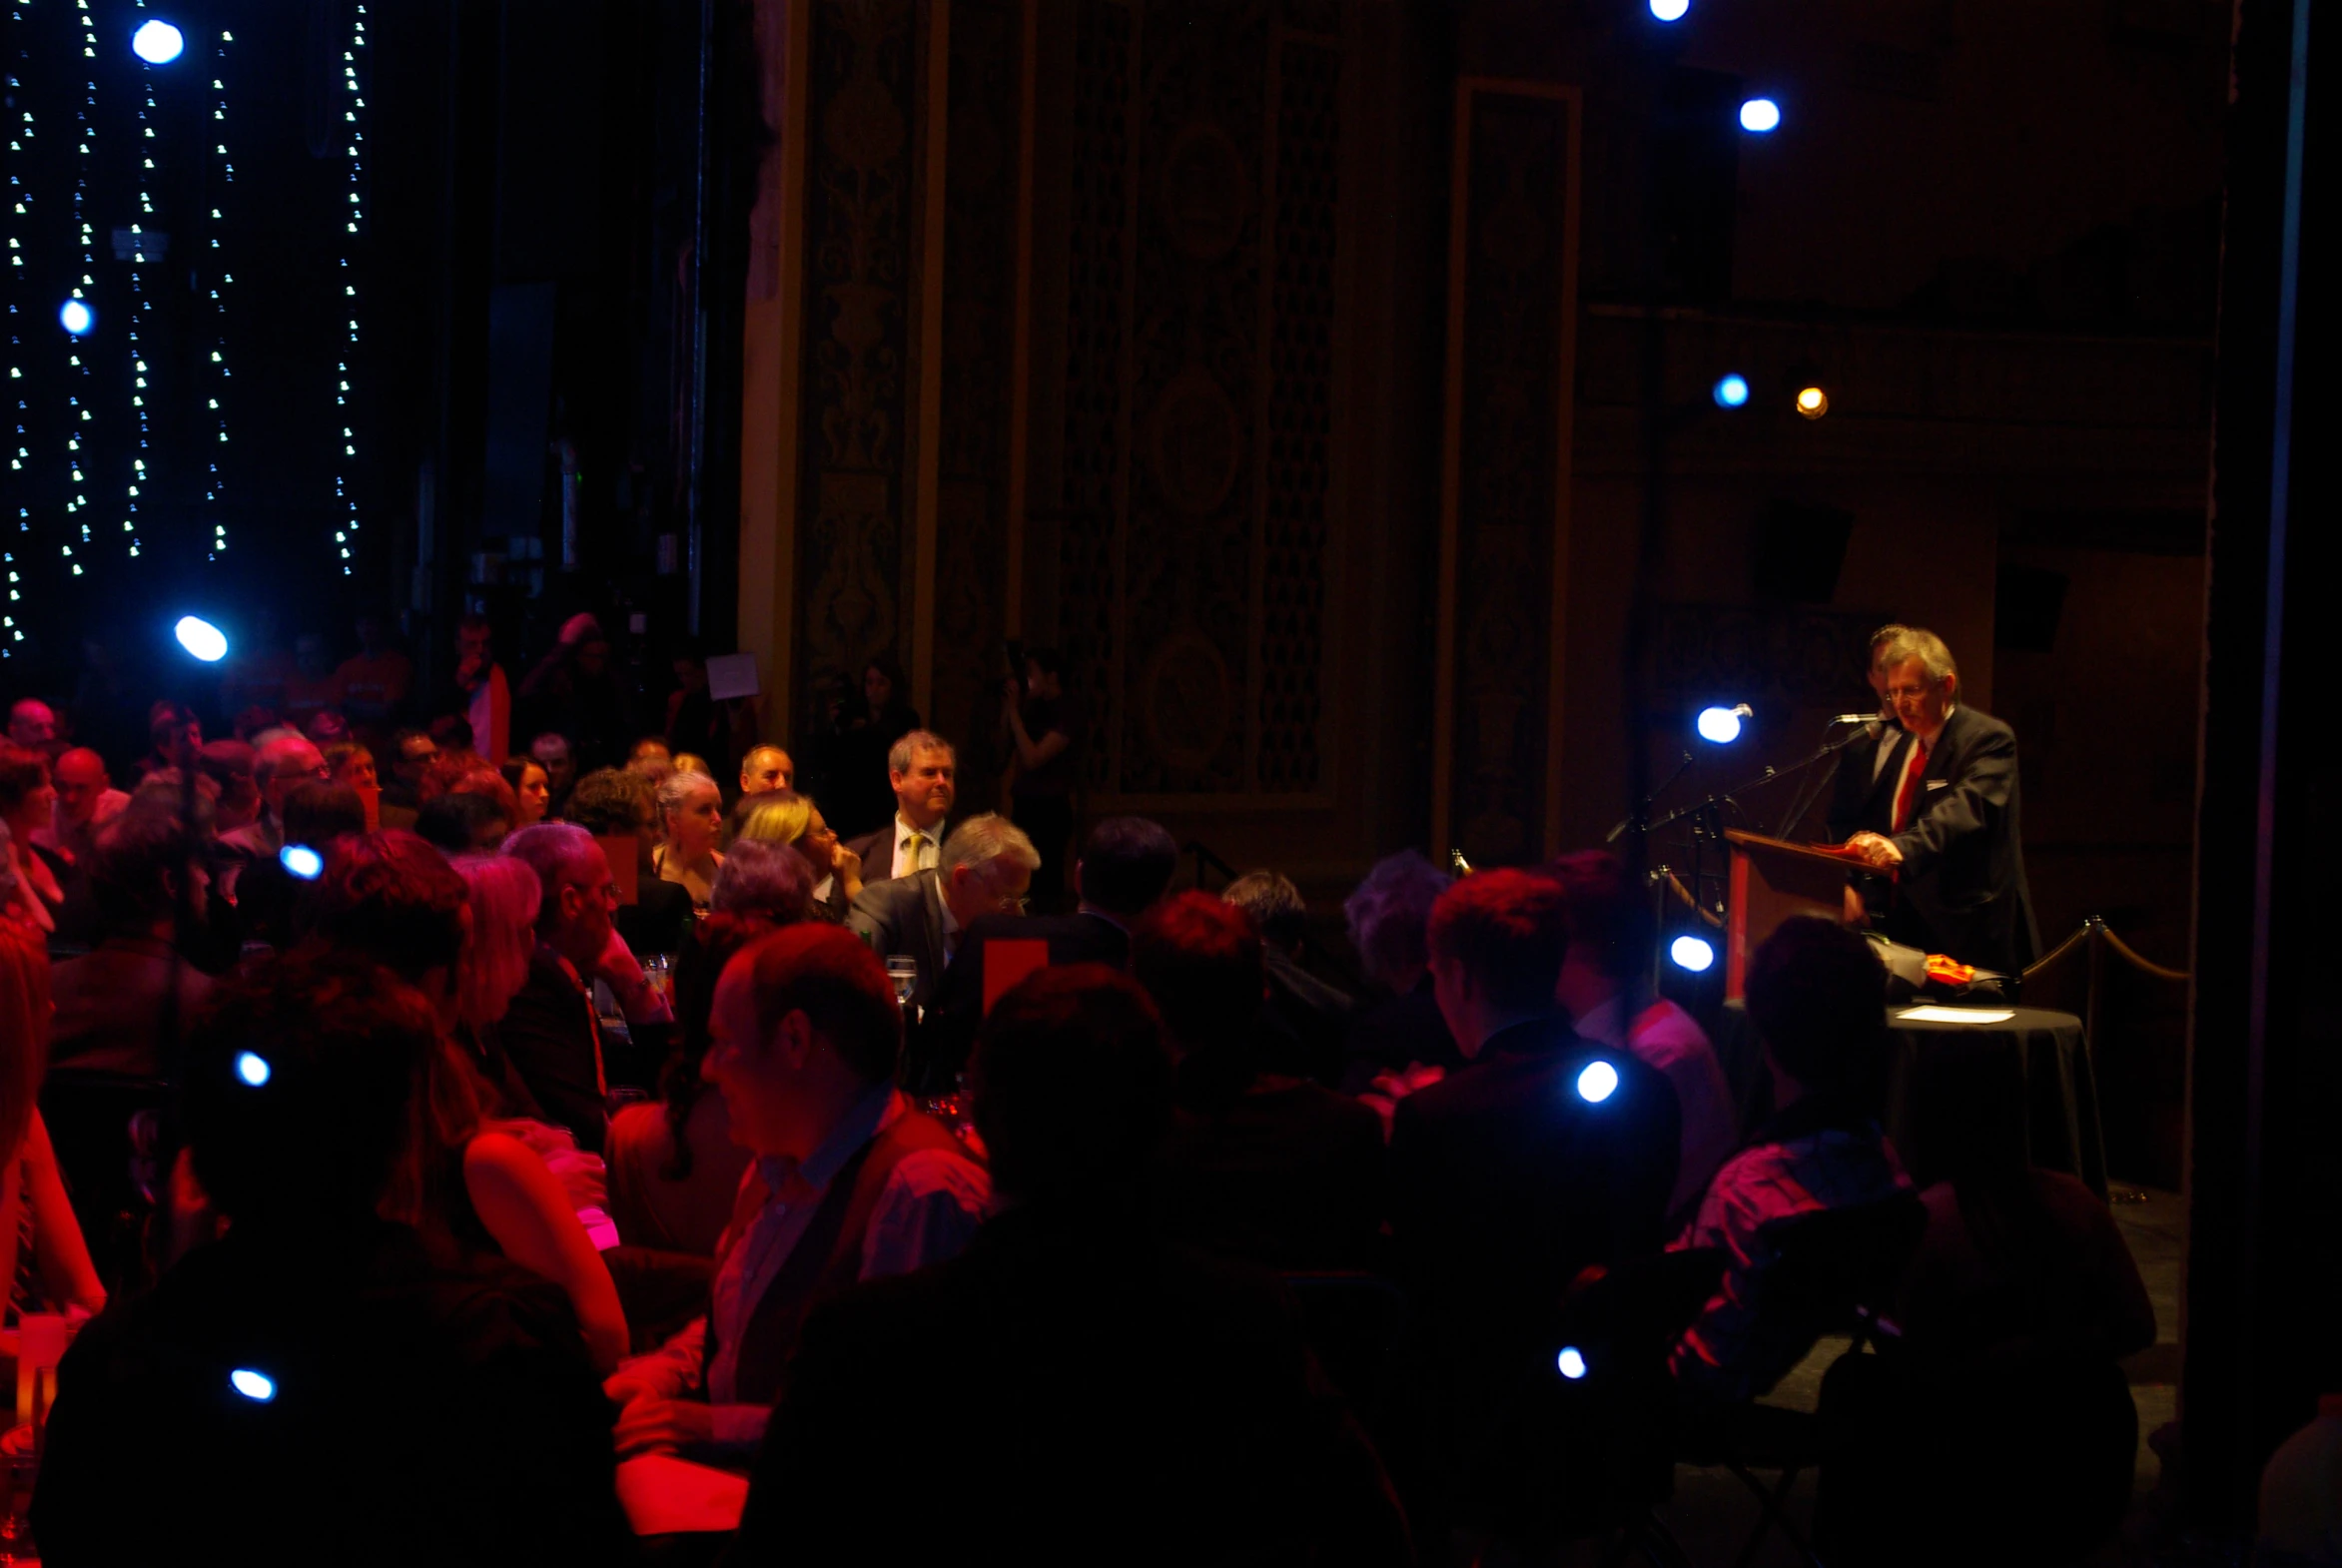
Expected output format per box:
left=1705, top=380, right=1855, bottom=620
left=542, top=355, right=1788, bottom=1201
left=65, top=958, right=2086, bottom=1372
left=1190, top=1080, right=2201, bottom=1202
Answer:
left=1827, top=713, right=1879, bottom=728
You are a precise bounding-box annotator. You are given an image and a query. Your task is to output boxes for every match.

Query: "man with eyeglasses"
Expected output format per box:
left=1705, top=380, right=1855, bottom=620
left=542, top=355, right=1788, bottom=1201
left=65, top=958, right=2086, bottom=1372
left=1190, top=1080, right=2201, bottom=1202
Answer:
left=1844, top=627, right=2039, bottom=974
left=219, top=734, right=330, bottom=863
left=496, top=822, right=629, bottom=1154
left=847, top=814, right=1040, bottom=1014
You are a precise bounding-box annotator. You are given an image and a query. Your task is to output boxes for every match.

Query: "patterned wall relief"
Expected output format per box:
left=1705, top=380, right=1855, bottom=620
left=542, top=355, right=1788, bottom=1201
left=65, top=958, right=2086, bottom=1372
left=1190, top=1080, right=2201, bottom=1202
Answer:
left=1445, top=88, right=1574, bottom=866
left=798, top=0, right=918, bottom=711
left=1055, top=0, right=1341, bottom=801
left=932, top=0, right=1022, bottom=807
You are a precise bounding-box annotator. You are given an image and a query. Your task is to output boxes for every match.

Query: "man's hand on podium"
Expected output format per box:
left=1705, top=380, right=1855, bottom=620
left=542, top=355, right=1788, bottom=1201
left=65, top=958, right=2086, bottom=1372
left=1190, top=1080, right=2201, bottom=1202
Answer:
left=1847, top=831, right=1904, bottom=870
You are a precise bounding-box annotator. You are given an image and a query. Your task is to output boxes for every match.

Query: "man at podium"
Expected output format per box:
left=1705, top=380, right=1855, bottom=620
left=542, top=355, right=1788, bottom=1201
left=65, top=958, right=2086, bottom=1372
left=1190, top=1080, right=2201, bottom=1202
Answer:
left=1844, top=628, right=2039, bottom=974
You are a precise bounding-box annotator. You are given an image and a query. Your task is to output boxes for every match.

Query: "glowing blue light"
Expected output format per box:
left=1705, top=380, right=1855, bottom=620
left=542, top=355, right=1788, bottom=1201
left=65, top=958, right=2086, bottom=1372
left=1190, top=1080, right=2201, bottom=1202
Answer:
left=234, top=1050, right=272, bottom=1087
left=1576, top=1060, right=1620, bottom=1105
left=280, top=844, right=324, bottom=881
left=230, top=1368, right=276, bottom=1401
left=1671, top=935, right=1717, bottom=974
left=1650, top=0, right=1690, bottom=17
left=1697, top=705, right=1746, bottom=744
left=175, top=615, right=229, bottom=662
left=59, top=299, right=95, bottom=337
left=132, top=19, right=185, bottom=63
left=1740, top=98, right=1782, bottom=134
left=1713, top=374, right=1750, bottom=408
left=1557, top=1346, right=1589, bottom=1380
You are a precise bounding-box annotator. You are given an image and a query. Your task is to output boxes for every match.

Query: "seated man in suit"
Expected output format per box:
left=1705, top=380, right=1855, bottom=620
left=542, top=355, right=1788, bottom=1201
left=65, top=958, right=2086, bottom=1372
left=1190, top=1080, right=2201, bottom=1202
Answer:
left=1826, top=623, right=1911, bottom=925
left=843, top=729, right=956, bottom=887
left=730, top=964, right=1408, bottom=1566
left=1137, top=893, right=1385, bottom=1273
left=1387, top=868, right=1681, bottom=1545
left=912, top=815, right=1178, bottom=1093
left=847, top=813, right=1039, bottom=1013
left=1222, top=869, right=1354, bottom=1086
left=496, top=823, right=631, bottom=1153
left=602, top=925, right=989, bottom=1467
left=1845, top=627, right=2040, bottom=974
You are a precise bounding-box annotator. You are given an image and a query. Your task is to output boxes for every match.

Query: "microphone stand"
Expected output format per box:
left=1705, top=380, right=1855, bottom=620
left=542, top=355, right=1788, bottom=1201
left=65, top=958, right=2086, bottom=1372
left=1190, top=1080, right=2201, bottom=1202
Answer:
left=1638, top=727, right=1872, bottom=922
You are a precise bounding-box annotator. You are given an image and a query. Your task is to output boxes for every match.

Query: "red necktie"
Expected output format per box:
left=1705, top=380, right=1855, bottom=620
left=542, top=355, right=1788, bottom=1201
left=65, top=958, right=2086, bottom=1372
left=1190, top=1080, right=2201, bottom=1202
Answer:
left=1892, top=738, right=1929, bottom=833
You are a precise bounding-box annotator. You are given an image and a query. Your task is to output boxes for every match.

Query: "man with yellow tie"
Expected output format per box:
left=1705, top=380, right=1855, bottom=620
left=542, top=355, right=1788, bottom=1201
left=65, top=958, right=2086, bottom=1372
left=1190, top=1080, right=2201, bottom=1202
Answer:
left=1846, top=628, right=2039, bottom=974
left=845, top=730, right=957, bottom=887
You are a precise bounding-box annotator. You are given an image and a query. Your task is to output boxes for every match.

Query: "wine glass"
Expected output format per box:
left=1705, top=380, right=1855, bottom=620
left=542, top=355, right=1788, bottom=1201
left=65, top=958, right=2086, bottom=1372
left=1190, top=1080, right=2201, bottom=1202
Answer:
left=885, top=954, right=918, bottom=1008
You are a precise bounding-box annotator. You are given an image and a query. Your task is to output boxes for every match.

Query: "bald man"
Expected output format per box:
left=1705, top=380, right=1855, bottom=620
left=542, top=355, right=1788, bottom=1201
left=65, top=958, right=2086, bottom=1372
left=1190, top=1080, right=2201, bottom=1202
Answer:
left=8, top=697, right=58, bottom=754
left=740, top=745, right=793, bottom=796
left=37, top=747, right=130, bottom=863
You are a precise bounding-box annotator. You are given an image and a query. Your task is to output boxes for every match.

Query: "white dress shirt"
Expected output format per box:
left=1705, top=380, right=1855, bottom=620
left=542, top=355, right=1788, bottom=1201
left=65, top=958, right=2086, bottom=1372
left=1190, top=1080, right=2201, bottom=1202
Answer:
left=889, top=813, right=946, bottom=881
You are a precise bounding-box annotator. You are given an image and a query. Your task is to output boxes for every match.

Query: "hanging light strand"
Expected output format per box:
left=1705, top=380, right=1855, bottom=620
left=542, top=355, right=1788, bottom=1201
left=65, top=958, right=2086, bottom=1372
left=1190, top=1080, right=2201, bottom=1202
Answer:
left=206, top=23, right=232, bottom=556
left=5, top=3, right=29, bottom=648
left=334, top=6, right=368, bottom=575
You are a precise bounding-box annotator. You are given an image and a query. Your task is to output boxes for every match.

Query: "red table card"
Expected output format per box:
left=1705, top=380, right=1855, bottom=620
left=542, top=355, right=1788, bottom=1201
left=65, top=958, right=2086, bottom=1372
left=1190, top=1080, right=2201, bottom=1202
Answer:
left=982, top=939, right=1052, bottom=1016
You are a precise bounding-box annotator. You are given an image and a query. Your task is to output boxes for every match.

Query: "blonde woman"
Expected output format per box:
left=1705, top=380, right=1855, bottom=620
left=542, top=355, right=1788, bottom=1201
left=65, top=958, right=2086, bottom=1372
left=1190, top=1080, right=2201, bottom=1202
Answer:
left=651, top=770, right=724, bottom=910
left=730, top=789, right=862, bottom=921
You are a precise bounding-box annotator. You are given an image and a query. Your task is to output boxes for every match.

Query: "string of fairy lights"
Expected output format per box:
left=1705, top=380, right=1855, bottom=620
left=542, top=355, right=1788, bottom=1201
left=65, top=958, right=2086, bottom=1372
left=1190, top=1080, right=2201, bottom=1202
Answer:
left=2, top=3, right=370, bottom=659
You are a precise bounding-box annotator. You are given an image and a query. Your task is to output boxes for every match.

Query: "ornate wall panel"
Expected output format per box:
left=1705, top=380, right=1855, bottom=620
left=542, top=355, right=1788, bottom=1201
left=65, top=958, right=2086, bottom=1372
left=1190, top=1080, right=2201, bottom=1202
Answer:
left=796, top=0, right=920, bottom=710
left=1053, top=0, right=1342, bottom=804
left=1433, top=81, right=1580, bottom=866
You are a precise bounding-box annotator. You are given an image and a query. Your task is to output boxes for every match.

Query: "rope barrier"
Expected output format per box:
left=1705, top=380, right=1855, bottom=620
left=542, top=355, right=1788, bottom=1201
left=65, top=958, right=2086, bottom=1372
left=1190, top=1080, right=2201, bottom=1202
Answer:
left=2020, top=917, right=2190, bottom=984
left=1660, top=870, right=1725, bottom=929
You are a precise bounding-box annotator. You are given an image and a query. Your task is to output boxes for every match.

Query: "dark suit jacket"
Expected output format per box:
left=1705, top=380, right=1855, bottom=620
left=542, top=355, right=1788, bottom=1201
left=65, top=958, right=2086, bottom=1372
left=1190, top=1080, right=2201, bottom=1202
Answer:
left=726, top=1206, right=1409, bottom=1568
left=47, top=934, right=216, bottom=1078
left=1261, top=948, right=1355, bottom=1087
left=845, top=869, right=950, bottom=1011
left=1158, top=1059, right=1387, bottom=1273
left=1388, top=1016, right=1681, bottom=1510
left=496, top=948, right=611, bottom=1153
left=615, top=877, right=694, bottom=961
left=1826, top=722, right=1910, bottom=843
left=1338, top=973, right=1466, bottom=1096
left=842, top=817, right=949, bottom=888
left=910, top=911, right=1132, bottom=1093
left=1885, top=704, right=2040, bottom=974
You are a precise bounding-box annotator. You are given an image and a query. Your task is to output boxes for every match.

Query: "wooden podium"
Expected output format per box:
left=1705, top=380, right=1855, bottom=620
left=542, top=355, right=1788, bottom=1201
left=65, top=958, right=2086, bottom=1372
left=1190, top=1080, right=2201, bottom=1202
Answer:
left=1724, top=829, right=1859, bottom=1000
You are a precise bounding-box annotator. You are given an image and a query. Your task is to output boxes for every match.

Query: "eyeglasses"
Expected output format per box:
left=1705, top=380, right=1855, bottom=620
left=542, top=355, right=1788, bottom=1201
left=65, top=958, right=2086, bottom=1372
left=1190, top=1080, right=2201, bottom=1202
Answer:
left=996, top=893, right=1031, bottom=915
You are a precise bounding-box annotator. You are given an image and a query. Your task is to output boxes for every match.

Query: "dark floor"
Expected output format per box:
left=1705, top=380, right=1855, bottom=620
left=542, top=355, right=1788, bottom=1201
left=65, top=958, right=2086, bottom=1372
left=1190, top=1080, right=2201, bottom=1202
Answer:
left=1645, top=1187, right=2238, bottom=1568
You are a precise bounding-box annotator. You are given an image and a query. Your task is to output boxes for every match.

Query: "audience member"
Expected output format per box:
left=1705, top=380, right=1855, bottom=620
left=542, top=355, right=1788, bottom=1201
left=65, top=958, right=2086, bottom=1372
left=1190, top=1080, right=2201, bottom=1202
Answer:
left=917, top=814, right=1177, bottom=1093
left=0, top=879, right=107, bottom=1322
left=652, top=768, right=725, bottom=910
left=415, top=788, right=510, bottom=855
left=732, top=789, right=865, bottom=922
left=1340, top=848, right=1465, bottom=1105
left=532, top=731, right=579, bottom=814
left=429, top=713, right=481, bottom=768
left=334, top=612, right=414, bottom=742
left=324, top=740, right=379, bottom=794
left=603, top=913, right=772, bottom=1256
left=501, top=754, right=553, bottom=827
left=1387, top=868, right=1682, bottom=1541
left=627, top=735, right=674, bottom=789
left=497, top=823, right=628, bottom=1154
left=234, top=781, right=367, bottom=948
left=1672, top=917, right=1910, bottom=1402
left=1003, top=647, right=1082, bottom=909
left=47, top=803, right=216, bottom=1081
left=38, top=745, right=130, bottom=865
left=449, top=612, right=511, bottom=765
left=196, top=738, right=262, bottom=835
left=6, top=696, right=59, bottom=755
left=602, top=924, right=988, bottom=1463
left=709, top=836, right=814, bottom=922
left=1, top=744, right=99, bottom=945
left=136, top=699, right=204, bottom=783
left=843, top=729, right=956, bottom=885
left=1137, top=893, right=1384, bottom=1272
left=445, top=852, right=552, bottom=1123
left=519, top=615, right=630, bottom=772
left=824, top=657, right=921, bottom=840
left=848, top=813, right=1039, bottom=1014
left=1816, top=1046, right=2155, bottom=1565
left=309, top=834, right=630, bottom=1371
left=304, top=706, right=352, bottom=749
left=384, top=726, right=437, bottom=808
left=34, top=949, right=634, bottom=1564
left=739, top=743, right=792, bottom=796
left=1223, top=868, right=1355, bottom=1086
left=730, top=964, right=1405, bottom=1565
left=664, top=643, right=737, bottom=777
left=1549, top=849, right=1737, bottom=1222
left=219, top=732, right=328, bottom=863
left=563, top=765, right=695, bottom=959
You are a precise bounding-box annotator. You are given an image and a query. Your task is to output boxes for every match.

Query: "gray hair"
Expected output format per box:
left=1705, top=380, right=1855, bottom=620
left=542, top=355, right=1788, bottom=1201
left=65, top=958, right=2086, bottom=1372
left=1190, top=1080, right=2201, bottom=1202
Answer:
left=1880, top=627, right=1957, bottom=685
left=1223, top=870, right=1306, bottom=949
left=711, top=837, right=813, bottom=919
left=940, top=813, right=1040, bottom=881
left=887, top=729, right=956, bottom=777
left=1344, top=850, right=1452, bottom=990
left=500, top=822, right=602, bottom=933
left=655, top=768, right=720, bottom=822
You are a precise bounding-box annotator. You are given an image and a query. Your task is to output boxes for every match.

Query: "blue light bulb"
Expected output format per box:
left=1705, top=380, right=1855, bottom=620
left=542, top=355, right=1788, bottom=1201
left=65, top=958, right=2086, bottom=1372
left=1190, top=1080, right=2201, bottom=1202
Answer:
left=1713, top=374, right=1750, bottom=408
left=1671, top=935, right=1717, bottom=974
left=1697, top=705, right=1746, bottom=744
left=1740, top=98, right=1782, bottom=134
left=132, top=19, right=185, bottom=63
left=234, top=1050, right=272, bottom=1087
left=1576, top=1060, right=1620, bottom=1105
left=59, top=299, right=95, bottom=337
left=230, top=1368, right=276, bottom=1401
left=175, top=616, right=229, bottom=662
left=280, top=844, right=324, bottom=880
left=1557, top=1346, right=1589, bottom=1380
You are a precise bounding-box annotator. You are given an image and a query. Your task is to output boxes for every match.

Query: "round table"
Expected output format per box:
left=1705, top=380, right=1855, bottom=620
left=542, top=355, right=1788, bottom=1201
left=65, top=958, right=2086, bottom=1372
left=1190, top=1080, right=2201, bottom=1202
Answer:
left=1710, top=1001, right=2106, bottom=1197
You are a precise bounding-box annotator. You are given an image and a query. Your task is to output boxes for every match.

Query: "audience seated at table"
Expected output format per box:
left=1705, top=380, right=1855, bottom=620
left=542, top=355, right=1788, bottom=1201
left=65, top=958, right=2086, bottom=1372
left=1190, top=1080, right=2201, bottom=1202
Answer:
left=308, top=832, right=631, bottom=1372
left=32, top=950, right=635, bottom=1566
left=1549, top=849, right=1739, bottom=1224
left=846, top=813, right=1041, bottom=1017
left=1672, top=916, right=1912, bottom=1403
left=601, top=924, right=988, bottom=1467
left=728, top=789, right=865, bottom=923
left=560, top=765, right=694, bottom=959
left=729, top=964, right=1410, bottom=1567
left=1135, top=892, right=1386, bottom=1273
left=1386, top=867, right=1682, bottom=1547
left=1338, top=849, right=1465, bottom=1110
left=652, top=768, right=725, bottom=911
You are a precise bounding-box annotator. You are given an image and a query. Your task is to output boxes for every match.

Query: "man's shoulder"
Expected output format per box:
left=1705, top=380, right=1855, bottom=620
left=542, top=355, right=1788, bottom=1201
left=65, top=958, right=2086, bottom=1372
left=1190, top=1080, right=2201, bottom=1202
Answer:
left=844, top=826, right=893, bottom=874
left=1946, top=704, right=2016, bottom=752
